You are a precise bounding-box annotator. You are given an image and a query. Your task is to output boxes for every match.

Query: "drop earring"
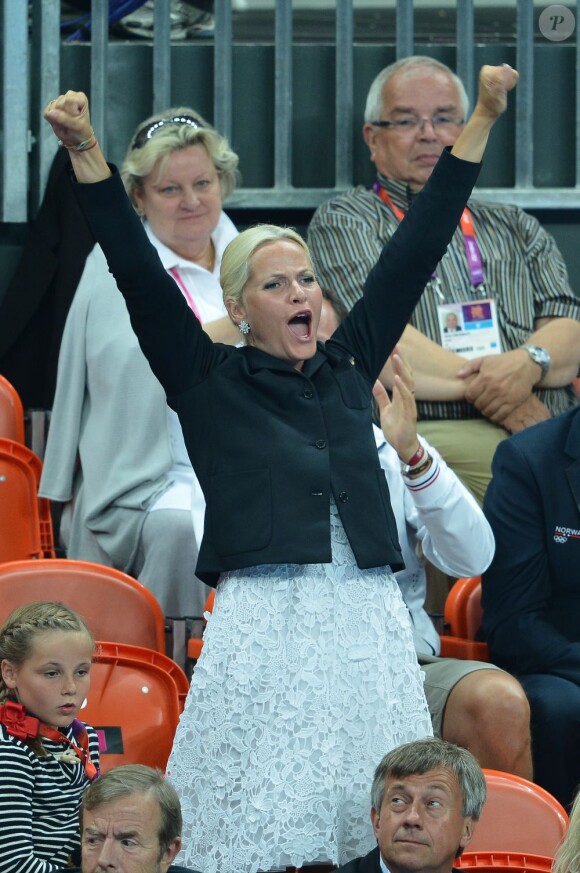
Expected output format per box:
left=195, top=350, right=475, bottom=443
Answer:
left=238, top=319, right=251, bottom=335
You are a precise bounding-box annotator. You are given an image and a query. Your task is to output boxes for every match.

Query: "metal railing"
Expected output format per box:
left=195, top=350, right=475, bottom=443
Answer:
left=5, top=0, right=580, bottom=223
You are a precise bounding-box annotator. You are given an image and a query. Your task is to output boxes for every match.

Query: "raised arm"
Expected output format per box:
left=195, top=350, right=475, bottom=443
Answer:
left=450, top=64, right=518, bottom=163
left=44, top=93, right=110, bottom=182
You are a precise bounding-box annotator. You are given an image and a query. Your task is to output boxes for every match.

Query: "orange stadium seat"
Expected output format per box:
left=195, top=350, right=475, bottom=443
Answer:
left=0, top=374, right=25, bottom=443
left=466, top=770, right=568, bottom=856
left=457, top=852, right=554, bottom=873
left=0, top=438, right=55, bottom=561
left=83, top=643, right=183, bottom=773
left=187, top=588, right=215, bottom=663
left=439, top=575, right=490, bottom=662
left=0, top=558, right=167, bottom=653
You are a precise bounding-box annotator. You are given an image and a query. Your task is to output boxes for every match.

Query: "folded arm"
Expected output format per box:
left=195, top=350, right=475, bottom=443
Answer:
left=459, top=316, right=580, bottom=422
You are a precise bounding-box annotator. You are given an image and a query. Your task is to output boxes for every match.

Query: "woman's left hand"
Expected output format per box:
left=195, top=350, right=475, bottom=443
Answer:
left=373, top=347, right=421, bottom=464
left=475, top=63, right=519, bottom=121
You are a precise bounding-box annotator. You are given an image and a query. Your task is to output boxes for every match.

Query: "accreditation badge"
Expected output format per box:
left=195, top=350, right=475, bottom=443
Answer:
left=437, top=298, right=502, bottom=359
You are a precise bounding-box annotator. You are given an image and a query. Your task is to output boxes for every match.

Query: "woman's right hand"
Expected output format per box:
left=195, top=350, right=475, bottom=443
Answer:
left=44, top=91, right=111, bottom=183
left=44, top=90, right=93, bottom=148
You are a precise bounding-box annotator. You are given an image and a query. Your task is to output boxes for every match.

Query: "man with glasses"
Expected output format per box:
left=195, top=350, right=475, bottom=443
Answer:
left=309, top=56, right=580, bottom=507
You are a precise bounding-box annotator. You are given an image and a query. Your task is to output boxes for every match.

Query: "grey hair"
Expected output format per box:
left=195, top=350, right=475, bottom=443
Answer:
left=553, top=790, right=580, bottom=873
left=221, top=223, right=312, bottom=315
left=81, top=764, right=182, bottom=856
left=121, top=105, right=240, bottom=205
left=370, top=738, right=487, bottom=820
left=364, top=56, right=469, bottom=123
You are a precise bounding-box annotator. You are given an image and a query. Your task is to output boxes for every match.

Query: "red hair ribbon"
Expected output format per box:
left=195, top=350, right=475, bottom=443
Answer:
left=0, top=701, right=40, bottom=741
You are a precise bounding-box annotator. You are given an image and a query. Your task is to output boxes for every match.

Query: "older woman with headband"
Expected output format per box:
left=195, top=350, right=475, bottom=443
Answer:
left=39, top=106, right=240, bottom=618
left=44, top=63, right=517, bottom=873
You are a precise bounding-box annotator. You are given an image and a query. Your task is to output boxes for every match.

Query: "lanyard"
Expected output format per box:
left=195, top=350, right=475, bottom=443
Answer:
left=372, top=181, right=486, bottom=293
left=39, top=718, right=99, bottom=781
left=168, top=267, right=202, bottom=322
left=0, top=701, right=99, bottom=781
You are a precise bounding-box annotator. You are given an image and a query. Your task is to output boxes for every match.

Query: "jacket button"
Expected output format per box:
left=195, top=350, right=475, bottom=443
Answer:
left=315, top=439, right=327, bottom=449
left=339, top=491, right=349, bottom=502
left=303, top=389, right=314, bottom=399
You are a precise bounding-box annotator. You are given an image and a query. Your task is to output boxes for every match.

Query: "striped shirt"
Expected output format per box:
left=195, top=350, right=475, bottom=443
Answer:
left=308, top=175, right=580, bottom=420
left=0, top=723, right=100, bottom=873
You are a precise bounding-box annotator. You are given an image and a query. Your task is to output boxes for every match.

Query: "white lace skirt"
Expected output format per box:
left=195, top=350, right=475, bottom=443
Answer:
left=168, top=502, right=432, bottom=873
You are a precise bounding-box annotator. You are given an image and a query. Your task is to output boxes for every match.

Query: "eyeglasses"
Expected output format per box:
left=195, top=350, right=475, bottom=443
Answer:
left=131, top=115, right=204, bottom=150
left=370, top=114, right=464, bottom=135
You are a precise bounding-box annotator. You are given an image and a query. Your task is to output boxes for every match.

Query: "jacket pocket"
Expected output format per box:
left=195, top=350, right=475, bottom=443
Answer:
left=209, top=468, right=272, bottom=556
left=334, top=366, right=371, bottom=410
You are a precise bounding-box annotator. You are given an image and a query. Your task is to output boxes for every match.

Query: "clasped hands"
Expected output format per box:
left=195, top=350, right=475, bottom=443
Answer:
left=457, top=349, right=550, bottom=432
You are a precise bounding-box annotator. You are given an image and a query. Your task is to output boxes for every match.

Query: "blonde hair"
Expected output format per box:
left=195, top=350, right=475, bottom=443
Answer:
left=121, top=105, right=240, bottom=205
left=0, top=601, right=93, bottom=754
left=221, top=224, right=312, bottom=316
left=554, top=792, right=580, bottom=873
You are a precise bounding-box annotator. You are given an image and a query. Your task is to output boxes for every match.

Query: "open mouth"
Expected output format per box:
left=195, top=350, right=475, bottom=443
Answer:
left=287, top=311, right=312, bottom=340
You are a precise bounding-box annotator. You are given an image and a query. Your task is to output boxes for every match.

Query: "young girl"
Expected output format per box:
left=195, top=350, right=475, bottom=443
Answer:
left=0, top=601, right=100, bottom=873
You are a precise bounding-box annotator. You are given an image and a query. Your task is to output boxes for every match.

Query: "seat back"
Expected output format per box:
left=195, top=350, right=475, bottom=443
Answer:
left=0, top=374, right=25, bottom=443
left=466, top=770, right=568, bottom=856
left=0, top=438, right=55, bottom=560
left=0, top=442, right=43, bottom=561
left=445, top=575, right=483, bottom=638
left=0, top=559, right=166, bottom=653
left=82, top=643, right=182, bottom=773
left=96, top=641, right=189, bottom=711
left=439, top=575, right=490, bottom=661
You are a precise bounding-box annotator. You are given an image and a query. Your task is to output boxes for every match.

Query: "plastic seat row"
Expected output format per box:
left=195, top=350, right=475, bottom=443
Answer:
left=0, top=436, right=56, bottom=562
left=0, top=557, right=187, bottom=773
left=0, top=374, right=54, bottom=560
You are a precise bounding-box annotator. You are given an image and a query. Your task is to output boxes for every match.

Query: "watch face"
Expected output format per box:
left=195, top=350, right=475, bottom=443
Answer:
left=524, top=345, right=550, bottom=373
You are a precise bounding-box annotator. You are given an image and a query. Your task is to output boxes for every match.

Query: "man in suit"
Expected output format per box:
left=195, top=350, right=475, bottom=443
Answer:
left=65, top=763, right=198, bottom=873
left=336, top=737, right=486, bottom=873
left=482, top=406, right=580, bottom=808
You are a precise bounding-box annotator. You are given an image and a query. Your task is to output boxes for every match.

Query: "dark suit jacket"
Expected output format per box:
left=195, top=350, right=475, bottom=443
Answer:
left=75, top=149, right=480, bottom=585
left=482, top=406, right=580, bottom=682
left=336, top=845, right=381, bottom=873
left=337, top=848, right=463, bottom=873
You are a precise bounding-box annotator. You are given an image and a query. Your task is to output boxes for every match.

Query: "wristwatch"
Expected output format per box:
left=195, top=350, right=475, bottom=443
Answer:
left=521, top=344, right=551, bottom=384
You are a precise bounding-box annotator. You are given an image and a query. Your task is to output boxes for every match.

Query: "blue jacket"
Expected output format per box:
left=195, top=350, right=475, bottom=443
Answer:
left=482, top=406, right=580, bottom=682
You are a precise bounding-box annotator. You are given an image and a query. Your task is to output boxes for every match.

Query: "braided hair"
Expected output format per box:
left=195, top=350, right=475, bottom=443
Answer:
left=0, top=601, right=94, bottom=754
